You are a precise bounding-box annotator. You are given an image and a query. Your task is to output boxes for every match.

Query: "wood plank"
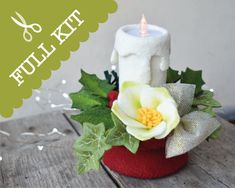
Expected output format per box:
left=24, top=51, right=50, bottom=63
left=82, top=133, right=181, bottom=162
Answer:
left=188, top=118, right=235, bottom=188
left=0, top=167, right=3, bottom=188
left=216, top=118, right=235, bottom=154
left=0, top=112, right=75, bottom=156
left=105, top=160, right=229, bottom=188
left=65, top=113, right=235, bottom=188
left=0, top=112, right=117, bottom=188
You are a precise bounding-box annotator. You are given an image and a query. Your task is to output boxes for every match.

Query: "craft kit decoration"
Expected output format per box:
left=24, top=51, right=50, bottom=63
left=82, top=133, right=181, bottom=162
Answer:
left=69, top=15, right=221, bottom=178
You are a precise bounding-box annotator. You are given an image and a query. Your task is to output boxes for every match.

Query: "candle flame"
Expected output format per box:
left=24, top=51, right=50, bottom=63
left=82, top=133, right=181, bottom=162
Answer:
left=139, top=14, right=149, bottom=37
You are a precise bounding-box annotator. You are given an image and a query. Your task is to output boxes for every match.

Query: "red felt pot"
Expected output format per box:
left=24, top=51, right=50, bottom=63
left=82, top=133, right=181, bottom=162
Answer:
left=103, top=138, right=188, bottom=179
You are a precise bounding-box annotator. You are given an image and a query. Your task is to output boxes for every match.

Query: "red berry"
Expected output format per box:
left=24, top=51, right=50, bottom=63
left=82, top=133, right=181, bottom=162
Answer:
left=107, top=91, right=119, bottom=108
left=108, top=91, right=119, bottom=100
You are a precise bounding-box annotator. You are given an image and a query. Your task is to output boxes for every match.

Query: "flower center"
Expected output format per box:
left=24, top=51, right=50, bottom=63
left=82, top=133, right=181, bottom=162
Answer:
left=137, top=107, right=163, bottom=128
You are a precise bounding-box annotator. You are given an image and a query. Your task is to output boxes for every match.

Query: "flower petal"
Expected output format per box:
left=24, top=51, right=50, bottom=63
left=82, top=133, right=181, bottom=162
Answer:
left=140, top=87, right=175, bottom=109
left=118, top=82, right=149, bottom=118
left=120, top=81, right=146, bottom=92
left=126, top=121, right=167, bottom=141
left=112, top=101, right=145, bottom=128
left=157, top=101, right=180, bottom=138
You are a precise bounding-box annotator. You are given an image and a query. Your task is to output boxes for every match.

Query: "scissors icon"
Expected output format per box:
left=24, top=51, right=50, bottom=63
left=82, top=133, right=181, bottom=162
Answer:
left=11, top=12, right=42, bottom=43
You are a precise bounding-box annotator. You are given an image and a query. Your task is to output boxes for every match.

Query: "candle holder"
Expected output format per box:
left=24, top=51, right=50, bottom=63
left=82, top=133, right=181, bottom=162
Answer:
left=103, top=139, right=188, bottom=179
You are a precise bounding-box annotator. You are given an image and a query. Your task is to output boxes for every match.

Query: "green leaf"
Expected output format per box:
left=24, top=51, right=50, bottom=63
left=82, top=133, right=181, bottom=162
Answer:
left=106, top=113, right=140, bottom=153
left=74, top=123, right=110, bottom=151
left=70, top=88, right=107, bottom=110
left=201, top=107, right=216, bottom=117
left=80, top=70, right=115, bottom=98
left=207, top=126, right=221, bottom=141
left=76, top=151, right=101, bottom=174
left=181, top=68, right=205, bottom=96
left=71, top=106, right=114, bottom=130
left=74, top=123, right=111, bottom=174
left=167, top=67, right=181, bottom=83
left=193, top=90, right=221, bottom=107
left=193, top=90, right=221, bottom=117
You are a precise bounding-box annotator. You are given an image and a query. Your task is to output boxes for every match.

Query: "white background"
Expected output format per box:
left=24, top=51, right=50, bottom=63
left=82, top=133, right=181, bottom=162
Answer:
left=2, top=0, right=235, bottom=121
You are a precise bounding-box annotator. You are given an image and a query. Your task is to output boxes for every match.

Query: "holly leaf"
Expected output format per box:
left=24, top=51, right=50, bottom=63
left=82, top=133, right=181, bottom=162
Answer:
left=70, top=88, right=107, bottom=110
left=181, top=68, right=205, bottom=96
left=74, top=123, right=111, bottom=174
left=167, top=67, right=181, bottom=83
left=80, top=70, right=115, bottom=98
left=193, top=90, right=221, bottom=117
left=106, top=113, right=140, bottom=153
left=71, top=106, right=114, bottom=130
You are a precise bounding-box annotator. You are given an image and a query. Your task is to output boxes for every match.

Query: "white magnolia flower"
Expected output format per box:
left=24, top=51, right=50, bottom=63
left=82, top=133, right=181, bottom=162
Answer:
left=112, top=82, right=180, bottom=141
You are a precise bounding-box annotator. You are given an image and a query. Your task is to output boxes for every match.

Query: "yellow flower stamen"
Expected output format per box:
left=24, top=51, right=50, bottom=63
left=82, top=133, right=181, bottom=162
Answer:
left=137, top=107, right=163, bottom=128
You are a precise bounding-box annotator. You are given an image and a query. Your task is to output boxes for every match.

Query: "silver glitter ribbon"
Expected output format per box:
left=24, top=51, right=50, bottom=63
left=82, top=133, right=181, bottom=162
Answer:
left=164, top=83, right=196, bottom=116
left=163, top=84, right=221, bottom=158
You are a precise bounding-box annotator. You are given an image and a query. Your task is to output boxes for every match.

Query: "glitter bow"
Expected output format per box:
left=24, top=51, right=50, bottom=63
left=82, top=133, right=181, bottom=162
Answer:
left=164, top=83, right=221, bottom=158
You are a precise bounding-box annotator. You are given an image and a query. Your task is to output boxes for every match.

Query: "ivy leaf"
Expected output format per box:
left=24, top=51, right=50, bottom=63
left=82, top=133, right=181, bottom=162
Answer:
left=181, top=68, right=205, bottom=96
left=80, top=70, right=115, bottom=98
left=70, top=88, right=107, bottom=110
left=74, top=123, right=111, bottom=152
left=193, top=90, right=221, bottom=117
left=71, top=106, right=114, bottom=130
left=75, top=151, right=101, bottom=174
left=207, top=126, right=221, bottom=141
left=193, top=90, right=221, bottom=107
left=167, top=67, right=181, bottom=83
left=202, top=107, right=216, bottom=117
left=74, top=123, right=111, bottom=174
left=106, top=113, right=140, bottom=153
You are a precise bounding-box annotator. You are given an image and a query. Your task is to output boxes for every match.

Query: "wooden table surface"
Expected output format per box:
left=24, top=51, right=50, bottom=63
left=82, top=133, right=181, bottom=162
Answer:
left=0, top=111, right=234, bottom=188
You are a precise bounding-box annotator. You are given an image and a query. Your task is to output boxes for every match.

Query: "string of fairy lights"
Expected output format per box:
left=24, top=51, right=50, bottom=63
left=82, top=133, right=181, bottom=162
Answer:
left=0, top=79, right=76, bottom=162
left=0, top=127, right=67, bottom=161
left=0, top=66, right=120, bottom=162
left=34, top=79, right=73, bottom=111
left=0, top=128, right=66, bottom=144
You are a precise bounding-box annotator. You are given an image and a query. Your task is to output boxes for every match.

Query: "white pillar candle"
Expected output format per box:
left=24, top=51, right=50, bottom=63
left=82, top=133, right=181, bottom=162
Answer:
left=111, top=16, right=171, bottom=88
